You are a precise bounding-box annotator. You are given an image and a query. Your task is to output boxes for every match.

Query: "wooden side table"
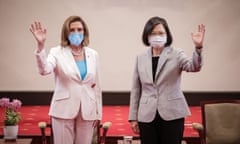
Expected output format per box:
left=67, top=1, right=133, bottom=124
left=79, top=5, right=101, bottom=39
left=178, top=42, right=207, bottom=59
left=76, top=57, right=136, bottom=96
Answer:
left=0, top=139, right=32, bottom=144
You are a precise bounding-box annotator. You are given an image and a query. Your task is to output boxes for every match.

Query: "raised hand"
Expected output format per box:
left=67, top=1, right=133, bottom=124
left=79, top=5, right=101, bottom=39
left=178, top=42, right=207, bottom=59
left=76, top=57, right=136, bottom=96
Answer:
left=29, top=22, right=47, bottom=51
left=191, top=24, right=206, bottom=47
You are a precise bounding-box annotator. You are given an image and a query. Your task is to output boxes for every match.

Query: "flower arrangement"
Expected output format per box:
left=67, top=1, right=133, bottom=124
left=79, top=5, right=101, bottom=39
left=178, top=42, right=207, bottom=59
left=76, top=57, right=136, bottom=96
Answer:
left=0, top=97, right=22, bottom=126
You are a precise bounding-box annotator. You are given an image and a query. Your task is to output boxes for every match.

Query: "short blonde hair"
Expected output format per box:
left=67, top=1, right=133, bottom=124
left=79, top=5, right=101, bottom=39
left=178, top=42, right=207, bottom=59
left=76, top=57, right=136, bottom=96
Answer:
left=61, top=16, right=89, bottom=47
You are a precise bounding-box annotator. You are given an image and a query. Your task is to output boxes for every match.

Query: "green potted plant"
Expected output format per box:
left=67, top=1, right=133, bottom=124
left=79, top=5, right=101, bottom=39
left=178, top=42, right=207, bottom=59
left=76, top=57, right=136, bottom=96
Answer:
left=0, top=97, right=22, bottom=140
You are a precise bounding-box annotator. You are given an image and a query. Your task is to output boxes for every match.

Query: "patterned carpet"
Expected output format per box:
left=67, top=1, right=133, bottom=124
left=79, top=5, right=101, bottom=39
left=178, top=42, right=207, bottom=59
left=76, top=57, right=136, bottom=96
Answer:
left=0, top=106, right=201, bottom=138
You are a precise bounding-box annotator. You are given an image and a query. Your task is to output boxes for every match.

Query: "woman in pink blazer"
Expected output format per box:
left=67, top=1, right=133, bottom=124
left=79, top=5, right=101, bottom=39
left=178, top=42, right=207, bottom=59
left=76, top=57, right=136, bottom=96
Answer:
left=128, top=17, right=205, bottom=144
left=30, top=16, right=102, bottom=144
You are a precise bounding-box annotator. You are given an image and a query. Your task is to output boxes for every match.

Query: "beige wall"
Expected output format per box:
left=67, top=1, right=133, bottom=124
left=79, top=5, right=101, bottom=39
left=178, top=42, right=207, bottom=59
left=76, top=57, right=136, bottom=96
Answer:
left=0, top=0, right=240, bottom=91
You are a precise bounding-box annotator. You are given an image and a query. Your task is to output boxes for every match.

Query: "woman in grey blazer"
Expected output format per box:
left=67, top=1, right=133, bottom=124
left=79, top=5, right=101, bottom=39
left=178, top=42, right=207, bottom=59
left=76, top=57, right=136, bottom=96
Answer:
left=128, top=16, right=205, bottom=144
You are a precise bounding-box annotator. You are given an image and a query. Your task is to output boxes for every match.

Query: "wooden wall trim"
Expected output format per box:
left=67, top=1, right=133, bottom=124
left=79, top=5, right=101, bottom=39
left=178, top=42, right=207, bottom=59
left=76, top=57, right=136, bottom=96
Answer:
left=0, top=91, right=239, bottom=106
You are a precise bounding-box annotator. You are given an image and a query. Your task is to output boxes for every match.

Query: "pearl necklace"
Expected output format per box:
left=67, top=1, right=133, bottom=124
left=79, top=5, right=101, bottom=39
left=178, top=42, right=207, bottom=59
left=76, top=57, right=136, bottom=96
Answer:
left=71, top=49, right=83, bottom=56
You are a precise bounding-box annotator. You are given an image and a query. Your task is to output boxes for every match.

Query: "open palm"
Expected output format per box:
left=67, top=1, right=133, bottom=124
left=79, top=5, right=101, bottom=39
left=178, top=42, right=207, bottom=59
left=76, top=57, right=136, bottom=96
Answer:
left=191, top=24, right=205, bottom=47
left=29, top=22, right=46, bottom=45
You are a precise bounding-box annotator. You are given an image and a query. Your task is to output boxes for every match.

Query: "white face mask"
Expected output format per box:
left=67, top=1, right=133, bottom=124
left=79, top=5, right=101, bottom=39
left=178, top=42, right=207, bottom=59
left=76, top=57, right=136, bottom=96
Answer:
left=148, top=35, right=167, bottom=48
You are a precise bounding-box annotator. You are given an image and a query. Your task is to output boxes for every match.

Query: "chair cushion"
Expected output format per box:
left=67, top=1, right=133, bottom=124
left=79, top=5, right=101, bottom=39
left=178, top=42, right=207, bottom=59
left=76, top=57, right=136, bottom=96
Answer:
left=205, top=103, right=240, bottom=144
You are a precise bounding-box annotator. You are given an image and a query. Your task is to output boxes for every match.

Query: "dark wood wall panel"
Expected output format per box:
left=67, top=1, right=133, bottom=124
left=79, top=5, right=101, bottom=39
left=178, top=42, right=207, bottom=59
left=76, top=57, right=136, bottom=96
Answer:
left=0, top=91, right=239, bottom=106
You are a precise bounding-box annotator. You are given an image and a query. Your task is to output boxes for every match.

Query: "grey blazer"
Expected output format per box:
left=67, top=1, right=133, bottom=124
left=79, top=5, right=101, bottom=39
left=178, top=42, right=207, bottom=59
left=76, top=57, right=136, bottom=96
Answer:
left=128, top=46, right=202, bottom=122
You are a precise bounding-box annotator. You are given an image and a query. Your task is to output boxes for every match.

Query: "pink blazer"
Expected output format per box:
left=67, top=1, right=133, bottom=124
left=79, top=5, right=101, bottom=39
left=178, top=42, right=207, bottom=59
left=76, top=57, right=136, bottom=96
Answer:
left=35, top=46, right=102, bottom=120
left=129, top=46, right=203, bottom=122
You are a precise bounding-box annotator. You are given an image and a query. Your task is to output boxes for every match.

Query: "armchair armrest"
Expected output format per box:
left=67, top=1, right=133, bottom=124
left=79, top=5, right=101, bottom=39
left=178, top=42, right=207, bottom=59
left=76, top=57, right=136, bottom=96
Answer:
left=38, top=122, right=47, bottom=128
left=38, top=121, right=53, bottom=144
left=38, top=121, right=48, bottom=144
left=102, top=121, right=112, bottom=130
left=192, top=123, right=205, bottom=144
left=100, top=121, right=112, bottom=144
left=192, top=122, right=203, bottom=131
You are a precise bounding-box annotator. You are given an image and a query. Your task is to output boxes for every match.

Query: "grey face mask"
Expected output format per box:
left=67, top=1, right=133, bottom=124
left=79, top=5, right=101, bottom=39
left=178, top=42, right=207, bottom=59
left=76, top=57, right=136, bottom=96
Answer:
left=148, top=35, right=167, bottom=48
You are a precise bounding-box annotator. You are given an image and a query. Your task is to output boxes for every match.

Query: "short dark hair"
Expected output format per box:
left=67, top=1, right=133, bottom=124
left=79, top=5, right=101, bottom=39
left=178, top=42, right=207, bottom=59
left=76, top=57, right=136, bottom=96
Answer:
left=142, top=16, right=173, bottom=47
left=61, top=16, right=90, bottom=47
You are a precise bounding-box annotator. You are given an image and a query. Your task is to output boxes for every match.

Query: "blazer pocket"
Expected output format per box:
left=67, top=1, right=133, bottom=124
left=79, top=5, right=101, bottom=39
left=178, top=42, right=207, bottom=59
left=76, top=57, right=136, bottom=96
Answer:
left=166, top=86, right=183, bottom=100
left=140, top=96, right=148, bottom=104
left=54, top=90, right=69, bottom=101
left=167, top=93, right=183, bottom=100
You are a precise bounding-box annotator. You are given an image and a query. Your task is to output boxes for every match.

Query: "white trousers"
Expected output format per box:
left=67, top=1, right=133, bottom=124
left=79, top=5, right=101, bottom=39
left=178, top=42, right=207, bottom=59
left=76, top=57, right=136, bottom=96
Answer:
left=51, top=112, right=94, bottom=144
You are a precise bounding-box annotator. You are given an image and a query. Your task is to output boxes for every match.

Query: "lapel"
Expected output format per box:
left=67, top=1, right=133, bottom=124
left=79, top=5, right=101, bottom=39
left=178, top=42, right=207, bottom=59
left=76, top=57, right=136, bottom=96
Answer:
left=145, top=48, right=153, bottom=83
left=155, top=47, right=170, bottom=80
left=84, top=48, right=94, bottom=81
left=63, top=47, right=94, bottom=82
left=63, top=47, right=82, bottom=80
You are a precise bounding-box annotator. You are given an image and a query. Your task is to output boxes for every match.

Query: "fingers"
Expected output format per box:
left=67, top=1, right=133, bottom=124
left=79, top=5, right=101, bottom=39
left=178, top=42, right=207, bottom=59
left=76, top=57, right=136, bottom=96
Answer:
left=36, top=21, right=41, bottom=30
left=191, top=24, right=206, bottom=36
left=131, top=125, right=140, bottom=134
left=131, top=122, right=140, bottom=134
left=30, top=22, right=37, bottom=32
left=32, top=21, right=41, bottom=30
left=198, top=24, right=206, bottom=33
left=29, top=23, right=35, bottom=33
left=199, top=24, right=206, bottom=42
left=190, top=24, right=206, bottom=46
left=93, top=120, right=100, bottom=127
left=29, top=21, right=45, bottom=33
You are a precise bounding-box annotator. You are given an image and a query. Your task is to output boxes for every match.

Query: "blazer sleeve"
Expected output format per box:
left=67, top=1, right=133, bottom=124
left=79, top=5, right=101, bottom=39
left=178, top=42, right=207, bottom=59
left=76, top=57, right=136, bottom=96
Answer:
left=35, top=48, right=56, bottom=75
left=128, top=56, right=142, bottom=121
left=95, top=52, right=102, bottom=120
left=178, top=48, right=203, bottom=72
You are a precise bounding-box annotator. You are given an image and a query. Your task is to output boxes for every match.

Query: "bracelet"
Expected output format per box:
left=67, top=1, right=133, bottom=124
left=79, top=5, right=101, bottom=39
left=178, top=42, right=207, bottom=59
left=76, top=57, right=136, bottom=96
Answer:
left=196, top=46, right=203, bottom=49
left=196, top=48, right=202, bottom=55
